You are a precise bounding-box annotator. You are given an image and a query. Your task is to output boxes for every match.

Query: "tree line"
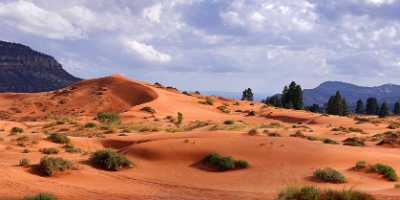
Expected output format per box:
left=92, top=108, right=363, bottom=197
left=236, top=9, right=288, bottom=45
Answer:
left=242, top=82, right=400, bottom=118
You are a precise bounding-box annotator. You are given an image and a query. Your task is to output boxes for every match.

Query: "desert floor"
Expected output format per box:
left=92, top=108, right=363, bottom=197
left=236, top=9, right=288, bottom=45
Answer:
left=0, top=75, right=400, bottom=200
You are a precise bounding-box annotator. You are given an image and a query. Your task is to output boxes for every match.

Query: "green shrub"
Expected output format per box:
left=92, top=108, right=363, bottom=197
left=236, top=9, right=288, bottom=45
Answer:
left=369, top=163, right=398, bottom=181
left=38, top=156, right=72, bottom=176
left=217, top=105, right=231, bottom=113
left=41, top=148, right=59, bottom=155
left=64, top=143, right=82, bottom=153
left=47, top=133, right=70, bottom=144
left=23, top=193, right=58, bottom=200
left=184, top=120, right=210, bottom=131
left=19, top=158, right=30, bottom=167
left=205, top=97, right=214, bottom=105
left=89, top=149, right=132, bottom=171
left=223, top=120, right=235, bottom=125
left=84, top=122, right=97, bottom=128
left=343, top=137, right=365, bottom=146
left=140, top=106, right=156, bottom=114
left=177, top=112, right=183, bottom=125
left=201, top=153, right=249, bottom=171
left=248, top=128, right=259, bottom=136
left=10, top=127, right=23, bottom=134
left=322, top=138, right=338, bottom=145
left=313, top=168, right=346, bottom=183
left=353, top=160, right=367, bottom=170
left=276, top=186, right=375, bottom=200
left=96, top=112, right=120, bottom=124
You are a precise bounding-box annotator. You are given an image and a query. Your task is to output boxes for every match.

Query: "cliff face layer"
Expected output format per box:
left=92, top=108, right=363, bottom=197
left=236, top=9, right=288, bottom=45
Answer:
left=0, top=40, right=80, bottom=92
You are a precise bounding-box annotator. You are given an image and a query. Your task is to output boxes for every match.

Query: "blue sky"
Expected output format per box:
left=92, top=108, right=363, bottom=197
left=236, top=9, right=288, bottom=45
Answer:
left=0, top=0, right=400, bottom=95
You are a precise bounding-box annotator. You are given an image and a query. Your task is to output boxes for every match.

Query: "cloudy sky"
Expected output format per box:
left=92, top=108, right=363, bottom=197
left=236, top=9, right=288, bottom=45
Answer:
left=1, top=0, right=400, bottom=95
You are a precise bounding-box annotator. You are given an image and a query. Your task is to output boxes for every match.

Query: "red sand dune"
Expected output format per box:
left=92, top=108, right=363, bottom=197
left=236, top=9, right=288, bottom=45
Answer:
left=0, top=75, right=399, bottom=199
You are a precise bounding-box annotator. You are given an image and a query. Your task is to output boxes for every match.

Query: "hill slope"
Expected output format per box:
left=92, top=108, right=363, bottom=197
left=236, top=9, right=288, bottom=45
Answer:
left=0, top=40, right=80, bottom=92
left=304, top=81, right=400, bottom=107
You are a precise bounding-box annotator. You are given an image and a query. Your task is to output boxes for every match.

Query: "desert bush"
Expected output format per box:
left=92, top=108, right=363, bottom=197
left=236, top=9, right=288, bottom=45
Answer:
left=184, top=120, right=210, bottom=131
left=23, top=193, right=58, bottom=200
left=96, top=112, right=120, bottom=124
left=41, top=148, right=59, bottom=155
left=369, top=163, right=398, bottom=181
left=84, top=122, right=97, bottom=128
left=22, top=149, right=30, bottom=153
left=276, top=186, right=374, bottom=200
left=322, top=138, right=338, bottom=145
left=260, top=122, right=281, bottom=128
left=10, top=127, right=23, bottom=134
left=264, top=130, right=281, bottom=137
left=343, top=137, right=365, bottom=146
left=209, top=122, right=246, bottom=131
left=224, top=120, right=235, bottom=125
left=140, top=106, right=156, bottom=114
left=217, top=105, right=231, bottom=113
left=349, top=127, right=363, bottom=133
left=37, top=156, right=72, bottom=176
left=199, top=97, right=214, bottom=105
left=388, top=123, right=400, bottom=129
left=330, top=126, right=348, bottom=132
left=47, top=133, right=70, bottom=144
left=290, top=130, right=306, bottom=138
left=177, top=112, right=183, bottom=125
left=64, top=143, right=82, bottom=153
left=247, top=110, right=256, bottom=116
left=89, top=149, right=132, bottom=171
left=201, top=153, right=248, bottom=171
left=353, top=160, right=367, bottom=171
left=313, top=168, right=346, bottom=183
left=19, top=158, right=30, bottom=167
left=248, top=128, right=259, bottom=136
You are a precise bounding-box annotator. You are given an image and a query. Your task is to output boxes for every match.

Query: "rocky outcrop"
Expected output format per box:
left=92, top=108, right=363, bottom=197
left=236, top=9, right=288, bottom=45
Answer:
left=0, top=40, right=80, bottom=92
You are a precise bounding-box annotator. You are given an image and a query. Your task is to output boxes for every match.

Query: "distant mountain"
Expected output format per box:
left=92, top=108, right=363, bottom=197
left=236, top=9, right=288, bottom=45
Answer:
left=304, top=81, right=400, bottom=107
left=0, top=40, right=80, bottom=92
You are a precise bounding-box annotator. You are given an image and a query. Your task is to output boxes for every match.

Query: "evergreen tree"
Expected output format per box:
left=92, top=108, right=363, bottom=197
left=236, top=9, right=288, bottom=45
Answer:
left=265, top=95, right=282, bottom=107
left=366, top=97, right=379, bottom=115
left=241, top=88, right=254, bottom=101
left=394, top=102, right=400, bottom=115
left=355, top=99, right=364, bottom=114
left=379, top=102, right=389, bottom=118
left=281, top=81, right=303, bottom=110
left=326, top=91, right=346, bottom=116
left=306, top=104, right=321, bottom=113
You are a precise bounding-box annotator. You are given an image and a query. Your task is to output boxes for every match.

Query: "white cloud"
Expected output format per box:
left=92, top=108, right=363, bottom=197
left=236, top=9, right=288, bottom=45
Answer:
left=143, top=3, right=162, bottom=23
left=123, top=39, right=172, bottom=63
left=364, top=0, right=398, bottom=5
left=0, top=1, right=83, bottom=40
left=221, top=0, right=318, bottom=33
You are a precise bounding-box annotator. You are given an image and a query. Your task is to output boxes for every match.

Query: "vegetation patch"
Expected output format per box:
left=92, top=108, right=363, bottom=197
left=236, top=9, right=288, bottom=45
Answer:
left=10, top=127, right=23, bottom=134
left=84, top=122, right=97, bottom=128
left=47, top=133, right=70, bottom=144
left=388, top=122, right=400, bottom=129
left=96, top=112, right=120, bottom=124
left=343, top=137, right=365, bottom=146
left=322, top=138, right=339, bottom=145
left=199, top=97, right=214, bottom=105
left=140, top=106, right=156, bottom=114
left=248, top=128, right=259, bottom=136
left=313, top=168, right=346, bottom=183
left=40, top=148, right=59, bottom=155
left=37, top=156, right=72, bottom=176
left=201, top=153, right=249, bottom=171
left=276, top=186, right=375, bottom=200
left=369, top=163, right=398, bottom=181
left=23, top=193, right=58, bottom=200
left=64, top=143, right=82, bottom=153
left=184, top=120, right=210, bottom=131
left=260, top=122, right=282, bottom=128
left=352, top=160, right=367, bottom=171
left=89, top=149, right=132, bottom=171
left=19, top=158, right=30, bottom=167
left=217, top=105, right=231, bottom=113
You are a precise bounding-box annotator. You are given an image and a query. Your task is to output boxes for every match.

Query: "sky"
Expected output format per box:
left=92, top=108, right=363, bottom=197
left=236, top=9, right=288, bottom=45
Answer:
left=0, top=0, right=400, bottom=96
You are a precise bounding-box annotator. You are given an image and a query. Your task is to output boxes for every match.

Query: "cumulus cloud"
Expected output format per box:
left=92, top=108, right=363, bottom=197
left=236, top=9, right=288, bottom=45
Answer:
left=123, top=39, right=172, bottom=63
left=1, top=0, right=400, bottom=93
left=0, top=1, right=82, bottom=39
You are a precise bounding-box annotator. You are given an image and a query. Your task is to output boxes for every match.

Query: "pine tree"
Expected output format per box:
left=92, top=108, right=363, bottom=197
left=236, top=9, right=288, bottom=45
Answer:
left=281, top=81, right=303, bottom=110
left=379, top=102, right=389, bottom=118
left=326, top=91, right=346, bottom=116
left=306, top=104, right=321, bottom=113
left=366, top=97, right=379, bottom=115
left=355, top=99, right=364, bottom=114
left=265, top=95, right=282, bottom=107
left=394, top=102, right=400, bottom=115
left=241, top=88, right=254, bottom=101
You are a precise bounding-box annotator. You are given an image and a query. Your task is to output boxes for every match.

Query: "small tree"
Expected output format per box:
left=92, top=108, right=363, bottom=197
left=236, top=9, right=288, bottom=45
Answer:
left=394, top=102, right=400, bottom=115
left=281, top=81, right=303, bottom=110
left=355, top=99, right=365, bottom=114
left=366, top=97, right=379, bottom=115
left=241, top=88, right=254, bottom=101
left=264, top=95, right=282, bottom=107
left=306, top=104, right=321, bottom=113
left=379, top=102, right=389, bottom=118
left=326, top=91, right=346, bottom=116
